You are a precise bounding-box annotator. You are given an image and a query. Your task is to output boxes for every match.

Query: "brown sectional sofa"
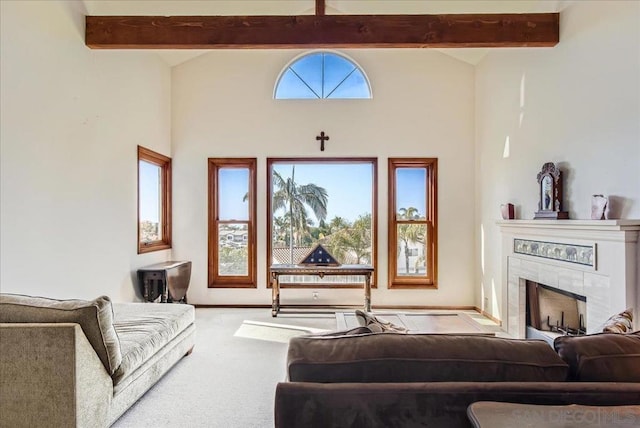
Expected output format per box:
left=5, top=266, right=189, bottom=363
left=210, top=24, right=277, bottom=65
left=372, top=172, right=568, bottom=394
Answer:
left=275, top=331, right=640, bottom=428
left=0, top=293, right=196, bottom=427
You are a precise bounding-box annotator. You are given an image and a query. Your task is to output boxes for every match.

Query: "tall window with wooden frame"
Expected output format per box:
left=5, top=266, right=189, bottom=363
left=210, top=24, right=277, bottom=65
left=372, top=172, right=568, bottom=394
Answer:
left=208, top=158, right=257, bottom=288
left=138, top=146, right=172, bottom=254
left=388, top=158, right=437, bottom=288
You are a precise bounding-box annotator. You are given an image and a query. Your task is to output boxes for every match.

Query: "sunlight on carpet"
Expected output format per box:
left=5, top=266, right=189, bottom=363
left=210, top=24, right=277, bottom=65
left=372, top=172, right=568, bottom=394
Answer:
left=465, top=312, right=500, bottom=326
left=234, top=320, right=330, bottom=343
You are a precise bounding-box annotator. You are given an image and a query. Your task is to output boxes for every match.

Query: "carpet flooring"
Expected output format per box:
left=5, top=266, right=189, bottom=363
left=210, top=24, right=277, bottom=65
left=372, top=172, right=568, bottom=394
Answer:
left=111, top=308, right=502, bottom=428
left=111, top=308, right=337, bottom=428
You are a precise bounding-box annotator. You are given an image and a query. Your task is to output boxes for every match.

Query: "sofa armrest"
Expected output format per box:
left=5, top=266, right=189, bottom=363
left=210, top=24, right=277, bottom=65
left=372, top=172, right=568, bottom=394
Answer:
left=0, top=323, right=113, bottom=428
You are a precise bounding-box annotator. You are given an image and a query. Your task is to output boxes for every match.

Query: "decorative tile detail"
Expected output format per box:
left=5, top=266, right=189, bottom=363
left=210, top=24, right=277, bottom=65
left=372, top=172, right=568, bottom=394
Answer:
left=514, top=239, right=595, bottom=268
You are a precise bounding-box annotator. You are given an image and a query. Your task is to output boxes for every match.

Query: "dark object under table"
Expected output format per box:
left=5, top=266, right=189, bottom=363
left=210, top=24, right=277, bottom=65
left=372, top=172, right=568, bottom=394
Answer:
left=137, top=261, right=192, bottom=303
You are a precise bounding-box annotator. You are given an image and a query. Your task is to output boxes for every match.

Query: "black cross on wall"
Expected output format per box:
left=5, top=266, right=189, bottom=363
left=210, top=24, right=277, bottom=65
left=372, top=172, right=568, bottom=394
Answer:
left=316, top=131, right=329, bottom=151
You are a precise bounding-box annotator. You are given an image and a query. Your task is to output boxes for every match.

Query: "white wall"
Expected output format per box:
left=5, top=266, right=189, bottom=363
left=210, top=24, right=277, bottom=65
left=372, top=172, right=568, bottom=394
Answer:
left=475, top=1, right=640, bottom=320
left=0, top=1, right=172, bottom=301
left=8, top=1, right=632, bottom=313
left=172, top=49, right=477, bottom=306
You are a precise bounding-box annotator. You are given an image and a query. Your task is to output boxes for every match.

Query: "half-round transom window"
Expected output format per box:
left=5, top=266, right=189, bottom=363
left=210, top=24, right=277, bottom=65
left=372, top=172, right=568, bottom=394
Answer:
left=274, top=51, right=372, bottom=99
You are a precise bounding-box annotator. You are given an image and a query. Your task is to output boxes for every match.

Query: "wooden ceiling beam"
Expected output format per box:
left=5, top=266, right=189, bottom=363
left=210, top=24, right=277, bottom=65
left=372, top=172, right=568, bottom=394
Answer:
left=85, top=13, right=559, bottom=50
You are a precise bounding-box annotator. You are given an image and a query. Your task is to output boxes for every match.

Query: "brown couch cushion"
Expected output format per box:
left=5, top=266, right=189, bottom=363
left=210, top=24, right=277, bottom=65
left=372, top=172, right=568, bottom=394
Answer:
left=287, top=333, right=568, bottom=383
left=554, top=331, right=640, bottom=381
left=0, top=293, right=122, bottom=374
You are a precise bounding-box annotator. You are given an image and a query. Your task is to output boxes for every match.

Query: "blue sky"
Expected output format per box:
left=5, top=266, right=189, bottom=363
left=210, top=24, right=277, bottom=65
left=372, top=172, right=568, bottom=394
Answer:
left=139, top=162, right=160, bottom=222
left=395, top=168, right=427, bottom=217
left=273, top=163, right=373, bottom=223
left=275, top=52, right=371, bottom=99
left=218, top=168, right=249, bottom=221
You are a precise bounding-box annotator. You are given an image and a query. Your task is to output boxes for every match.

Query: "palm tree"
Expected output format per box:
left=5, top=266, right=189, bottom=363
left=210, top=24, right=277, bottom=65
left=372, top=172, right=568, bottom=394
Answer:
left=346, top=213, right=372, bottom=264
left=328, top=216, right=349, bottom=232
left=323, top=216, right=351, bottom=262
left=272, top=166, right=328, bottom=263
left=323, top=214, right=371, bottom=265
left=272, top=213, right=290, bottom=246
left=397, top=207, right=424, bottom=275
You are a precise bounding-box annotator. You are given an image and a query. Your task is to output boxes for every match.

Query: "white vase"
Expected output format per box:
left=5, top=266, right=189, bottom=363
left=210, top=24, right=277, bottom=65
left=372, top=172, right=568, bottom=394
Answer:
left=591, top=195, right=608, bottom=220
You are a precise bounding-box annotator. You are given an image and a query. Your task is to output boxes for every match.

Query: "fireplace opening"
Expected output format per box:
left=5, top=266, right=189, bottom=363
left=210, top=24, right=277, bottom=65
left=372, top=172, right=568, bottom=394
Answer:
left=525, top=280, right=587, bottom=342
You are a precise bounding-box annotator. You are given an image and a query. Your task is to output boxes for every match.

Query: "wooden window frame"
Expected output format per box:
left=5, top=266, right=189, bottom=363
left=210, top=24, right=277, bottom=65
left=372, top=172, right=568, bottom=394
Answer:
left=267, top=157, right=378, bottom=289
left=137, top=146, right=172, bottom=254
left=208, top=158, right=257, bottom=288
left=388, top=158, right=438, bottom=288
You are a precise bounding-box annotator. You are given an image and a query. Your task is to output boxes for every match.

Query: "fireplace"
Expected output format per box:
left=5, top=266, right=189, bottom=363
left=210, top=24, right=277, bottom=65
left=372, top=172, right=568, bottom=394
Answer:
left=498, top=220, right=640, bottom=339
left=525, top=281, right=586, bottom=342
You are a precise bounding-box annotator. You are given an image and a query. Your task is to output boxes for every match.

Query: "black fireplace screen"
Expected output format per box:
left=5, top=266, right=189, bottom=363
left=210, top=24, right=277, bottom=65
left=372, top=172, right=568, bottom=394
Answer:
left=526, top=281, right=586, bottom=335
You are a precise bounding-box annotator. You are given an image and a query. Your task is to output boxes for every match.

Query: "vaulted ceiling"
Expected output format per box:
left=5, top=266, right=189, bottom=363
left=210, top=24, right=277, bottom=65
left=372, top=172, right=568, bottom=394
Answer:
left=82, top=0, right=565, bottom=66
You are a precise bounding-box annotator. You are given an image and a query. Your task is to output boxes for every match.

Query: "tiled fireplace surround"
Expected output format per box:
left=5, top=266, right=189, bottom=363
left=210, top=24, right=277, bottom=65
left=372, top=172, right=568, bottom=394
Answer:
left=498, top=220, right=640, bottom=338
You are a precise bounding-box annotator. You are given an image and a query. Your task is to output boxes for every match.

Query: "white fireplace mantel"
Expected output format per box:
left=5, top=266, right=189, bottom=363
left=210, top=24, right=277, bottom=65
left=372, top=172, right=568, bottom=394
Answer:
left=497, top=219, right=640, bottom=235
left=498, top=219, right=640, bottom=338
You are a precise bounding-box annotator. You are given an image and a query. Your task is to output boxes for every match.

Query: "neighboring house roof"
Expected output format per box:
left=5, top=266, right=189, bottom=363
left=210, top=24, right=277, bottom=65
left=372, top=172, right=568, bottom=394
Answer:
left=272, top=246, right=313, bottom=264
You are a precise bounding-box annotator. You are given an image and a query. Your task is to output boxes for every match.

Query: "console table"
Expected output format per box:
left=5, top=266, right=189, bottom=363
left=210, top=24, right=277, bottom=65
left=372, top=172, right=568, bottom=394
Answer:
left=269, top=264, right=374, bottom=317
left=137, top=261, right=192, bottom=303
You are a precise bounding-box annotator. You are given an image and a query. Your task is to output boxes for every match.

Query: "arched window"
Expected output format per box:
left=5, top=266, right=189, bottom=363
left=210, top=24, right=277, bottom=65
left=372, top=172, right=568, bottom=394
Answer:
left=274, top=51, right=372, bottom=99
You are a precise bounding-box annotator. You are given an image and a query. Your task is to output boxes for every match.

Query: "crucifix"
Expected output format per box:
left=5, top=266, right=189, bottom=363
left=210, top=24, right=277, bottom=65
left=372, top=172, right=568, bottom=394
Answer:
left=316, top=131, right=329, bottom=151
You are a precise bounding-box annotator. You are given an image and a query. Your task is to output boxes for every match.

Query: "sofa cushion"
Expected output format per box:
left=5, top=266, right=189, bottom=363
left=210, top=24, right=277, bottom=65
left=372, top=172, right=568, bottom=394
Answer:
left=287, top=333, right=568, bottom=383
left=111, top=303, right=194, bottom=385
left=554, top=331, right=640, bottom=381
left=0, top=293, right=121, bottom=375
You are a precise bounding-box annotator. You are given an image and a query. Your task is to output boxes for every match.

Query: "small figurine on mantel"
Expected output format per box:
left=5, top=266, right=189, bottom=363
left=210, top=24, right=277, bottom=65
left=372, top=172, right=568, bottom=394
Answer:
left=534, top=162, right=569, bottom=219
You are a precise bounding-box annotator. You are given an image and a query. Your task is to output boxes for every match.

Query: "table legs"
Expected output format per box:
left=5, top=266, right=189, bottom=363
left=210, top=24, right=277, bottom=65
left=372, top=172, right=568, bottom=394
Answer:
left=271, top=272, right=280, bottom=317
left=269, top=270, right=372, bottom=316
left=143, top=279, right=150, bottom=302
left=364, top=273, right=372, bottom=312
left=161, top=276, right=169, bottom=303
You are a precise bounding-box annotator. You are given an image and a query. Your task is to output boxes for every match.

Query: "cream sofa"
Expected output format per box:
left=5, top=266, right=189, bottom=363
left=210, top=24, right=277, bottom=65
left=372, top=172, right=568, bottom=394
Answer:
left=0, top=293, right=196, bottom=427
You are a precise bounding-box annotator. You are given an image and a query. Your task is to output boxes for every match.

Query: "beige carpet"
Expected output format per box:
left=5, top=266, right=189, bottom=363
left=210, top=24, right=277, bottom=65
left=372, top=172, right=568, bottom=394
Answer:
left=112, top=308, right=502, bottom=428
left=112, top=308, right=337, bottom=428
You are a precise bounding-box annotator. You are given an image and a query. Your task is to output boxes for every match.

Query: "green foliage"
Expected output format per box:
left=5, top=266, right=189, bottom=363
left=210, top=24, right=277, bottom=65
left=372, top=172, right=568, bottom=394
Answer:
left=316, top=214, right=372, bottom=264
left=218, top=246, right=248, bottom=275
left=272, top=212, right=373, bottom=265
left=328, top=213, right=371, bottom=264
left=397, top=207, right=426, bottom=274
left=140, top=221, right=159, bottom=243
